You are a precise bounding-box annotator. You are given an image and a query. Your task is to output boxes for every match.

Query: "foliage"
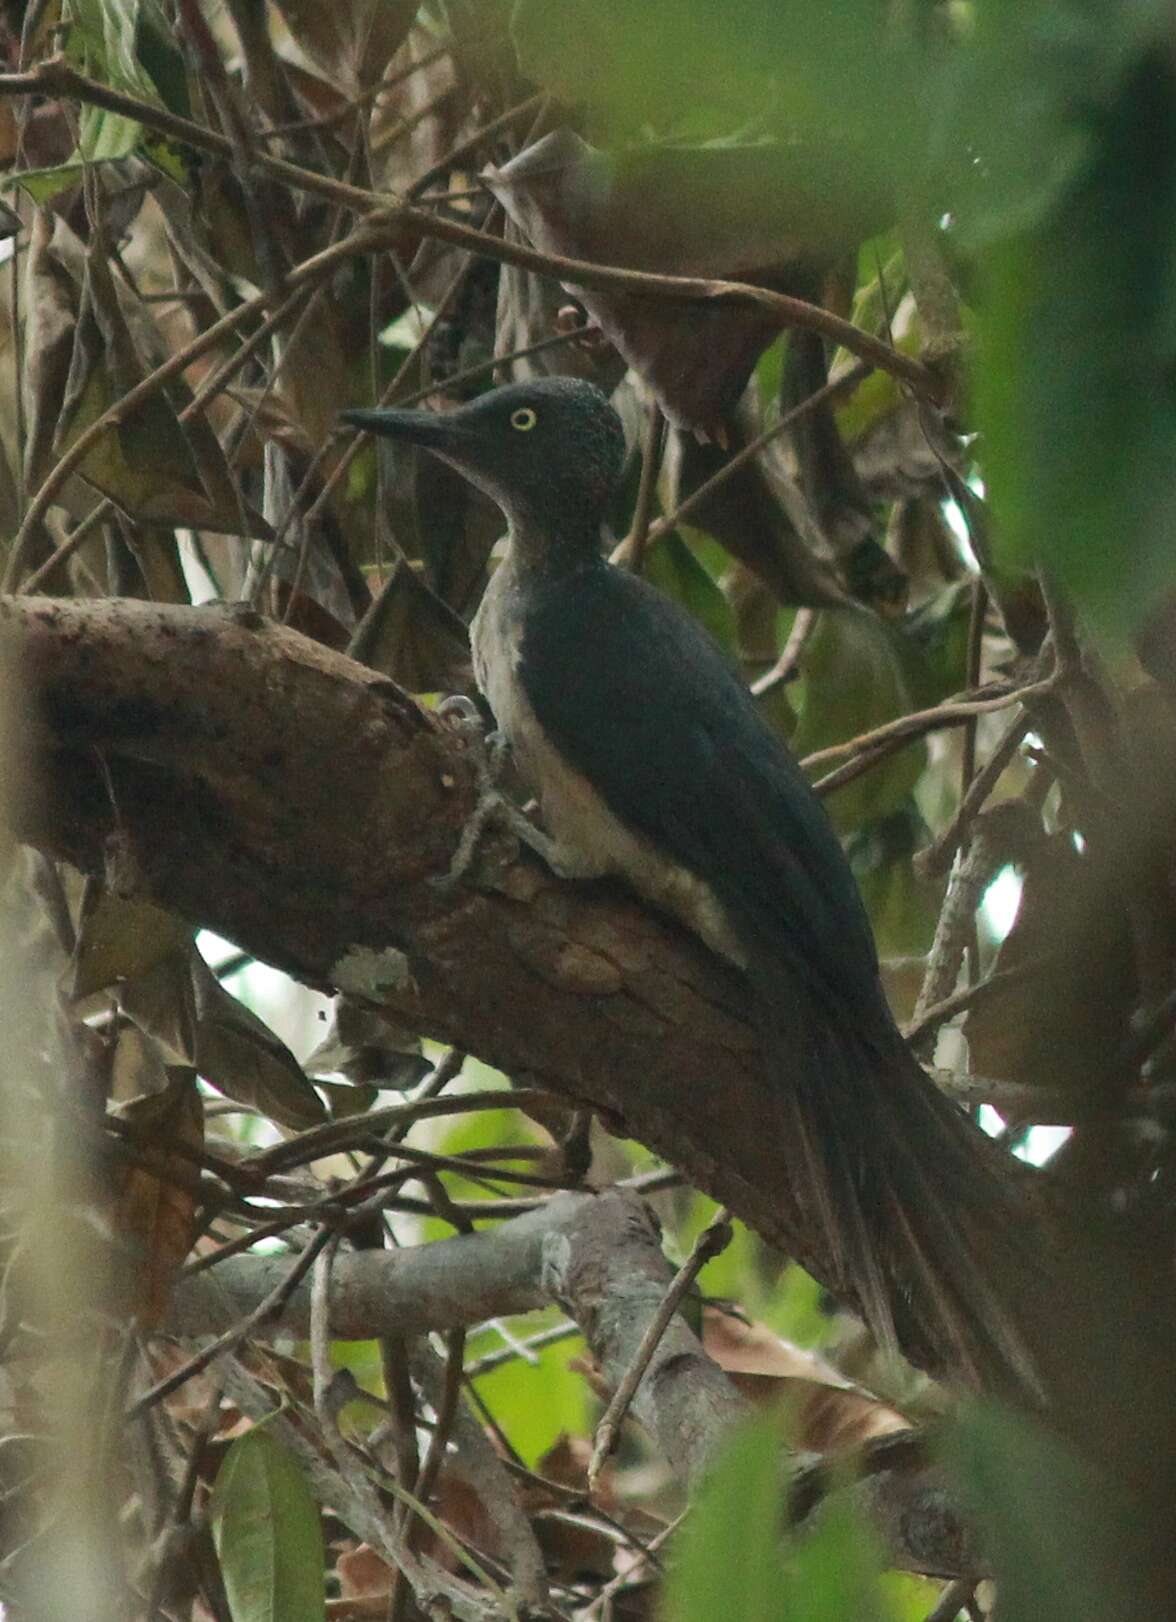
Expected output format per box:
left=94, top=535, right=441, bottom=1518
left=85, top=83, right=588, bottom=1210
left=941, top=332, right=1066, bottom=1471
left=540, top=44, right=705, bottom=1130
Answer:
left=0, top=1, right=1174, bottom=1620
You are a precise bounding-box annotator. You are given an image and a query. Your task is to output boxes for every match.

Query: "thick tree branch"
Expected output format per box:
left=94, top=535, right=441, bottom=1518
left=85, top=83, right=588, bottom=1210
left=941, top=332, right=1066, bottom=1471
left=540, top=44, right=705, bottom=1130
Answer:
left=168, top=1188, right=981, bottom=1578
left=4, top=594, right=1028, bottom=1384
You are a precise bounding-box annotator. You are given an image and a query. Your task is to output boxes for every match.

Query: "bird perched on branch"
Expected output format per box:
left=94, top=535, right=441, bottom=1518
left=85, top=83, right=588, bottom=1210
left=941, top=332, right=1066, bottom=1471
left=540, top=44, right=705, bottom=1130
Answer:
left=342, top=376, right=1038, bottom=1392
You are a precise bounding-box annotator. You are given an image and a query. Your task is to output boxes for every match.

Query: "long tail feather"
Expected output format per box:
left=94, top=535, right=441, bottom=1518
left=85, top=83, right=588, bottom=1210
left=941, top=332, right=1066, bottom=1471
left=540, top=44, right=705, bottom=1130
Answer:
left=752, top=960, right=1043, bottom=1393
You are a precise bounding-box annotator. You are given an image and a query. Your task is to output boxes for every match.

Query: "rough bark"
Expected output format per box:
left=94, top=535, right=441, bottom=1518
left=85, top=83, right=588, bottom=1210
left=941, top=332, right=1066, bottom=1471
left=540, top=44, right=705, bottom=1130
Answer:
left=4, top=593, right=1014, bottom=1382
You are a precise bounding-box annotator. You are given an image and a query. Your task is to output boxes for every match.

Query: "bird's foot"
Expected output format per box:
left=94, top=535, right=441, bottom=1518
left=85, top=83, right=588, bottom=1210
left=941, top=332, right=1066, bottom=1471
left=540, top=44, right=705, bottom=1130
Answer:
left=434, top=697, right=604, bottom=889
left=434, top=697, right=513, bottom=891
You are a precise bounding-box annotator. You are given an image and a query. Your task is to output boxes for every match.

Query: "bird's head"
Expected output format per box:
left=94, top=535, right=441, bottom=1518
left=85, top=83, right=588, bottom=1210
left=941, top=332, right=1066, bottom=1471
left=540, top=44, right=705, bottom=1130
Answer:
left=341, top=377, right=626, bottom=550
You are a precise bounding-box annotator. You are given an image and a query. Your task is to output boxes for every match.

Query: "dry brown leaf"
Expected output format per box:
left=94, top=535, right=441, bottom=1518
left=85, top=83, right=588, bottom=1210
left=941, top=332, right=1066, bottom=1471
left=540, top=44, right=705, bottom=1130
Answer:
left=486, top=130, right=891, bottom=430
left=272, top=0, right=419, bottom=90
left=702, top=1308, right=909, bottom=1453
left=336, top=1542, right=394, bottom=1599
left=118, top=946, right=326, bottom=1128
left=963, top=831, right=1135, bottom=1102
left=70, top=879, right=192, bottom=999
left=111, top=1066, right=203, bottom=1329
left=664, top=415, right=846, bottom=608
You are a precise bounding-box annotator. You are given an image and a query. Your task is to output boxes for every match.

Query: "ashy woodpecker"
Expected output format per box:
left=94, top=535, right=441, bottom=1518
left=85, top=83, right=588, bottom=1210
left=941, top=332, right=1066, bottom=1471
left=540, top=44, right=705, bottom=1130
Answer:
left=342, top=376, right=1036, bottom=1389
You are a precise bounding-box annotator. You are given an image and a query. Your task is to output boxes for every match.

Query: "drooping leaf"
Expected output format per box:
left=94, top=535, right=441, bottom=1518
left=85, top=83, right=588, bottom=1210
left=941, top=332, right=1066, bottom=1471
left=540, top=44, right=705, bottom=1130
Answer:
left=25, top=215, right=271, bottom=534
left=962, top=832, right=1135, bottom=1101
left=119, top=947, right=326, bottom=1128
left=487, top=129, right=891, bottom=428
left=792, top=609, right=926, bottom=830
left=303, top=995, right=430, bottom=1092
left=269, top=0, right=419, bottom=90
left=210, top=1421, right=327, bottom=1622
left=663, top=423, right=847, bottom=608
left=110, top=1062, right=202, bottom=1328
left=643, top=530, right=737, bottom=653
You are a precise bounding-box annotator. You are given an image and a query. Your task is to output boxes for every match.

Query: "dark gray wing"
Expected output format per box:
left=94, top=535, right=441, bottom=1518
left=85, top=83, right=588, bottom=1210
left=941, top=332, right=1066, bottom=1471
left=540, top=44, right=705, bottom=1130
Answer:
left=517, top=562, right=884, bottom=1019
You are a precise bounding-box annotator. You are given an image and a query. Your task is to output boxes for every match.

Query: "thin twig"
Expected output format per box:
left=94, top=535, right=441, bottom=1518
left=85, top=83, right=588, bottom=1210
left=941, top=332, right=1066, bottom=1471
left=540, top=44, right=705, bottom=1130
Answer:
left=624, top=400, right=666, bottom=576
left=905, top=953, right=1054, bottom=1054
left=918, top=708, right=1037, bottom=880
left=2, top=63, right=939, bottom=394
left=406, top=91, right=545, bottom=200
left=925, top=1577, right=976, bottom=1622
left=802, top=681, right=1054, bottom=774
left=16, top=498, right=113, bottom=595
left=127, top=1225, right=335, bottom=1417
left=613, top=362, right=871, bottom=568
left=310, top=1236, right=339, bottom=1420
left=751, top=607, right=817, bottom=697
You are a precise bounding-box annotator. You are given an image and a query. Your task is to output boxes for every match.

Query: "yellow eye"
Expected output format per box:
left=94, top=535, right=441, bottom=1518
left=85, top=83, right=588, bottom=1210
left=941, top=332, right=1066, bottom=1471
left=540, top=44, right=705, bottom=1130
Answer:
left=510, top=407, right=538, bottom=432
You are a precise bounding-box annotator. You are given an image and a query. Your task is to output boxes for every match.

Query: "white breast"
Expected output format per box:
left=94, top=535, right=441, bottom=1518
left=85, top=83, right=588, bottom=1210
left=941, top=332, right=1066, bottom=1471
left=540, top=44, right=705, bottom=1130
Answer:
left=470, top=554, right=744, bottom=966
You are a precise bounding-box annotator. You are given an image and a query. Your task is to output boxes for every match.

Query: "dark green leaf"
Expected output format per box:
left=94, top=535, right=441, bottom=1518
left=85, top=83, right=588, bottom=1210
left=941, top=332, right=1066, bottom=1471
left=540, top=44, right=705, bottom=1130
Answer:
left=791, top=610, right=925, bottom=829
left=971, top=25, right=1176, bottom=645
left=943, top=1401, right=1135, bottom=1622
left=644, top=530, right=737, bottom=652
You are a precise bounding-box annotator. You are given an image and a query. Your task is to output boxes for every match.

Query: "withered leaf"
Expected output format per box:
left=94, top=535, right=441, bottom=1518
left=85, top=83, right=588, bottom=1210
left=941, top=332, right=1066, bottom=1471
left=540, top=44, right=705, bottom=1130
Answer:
left=119, top=947, right=326, bottom=1128
left=110, top=1063, right=203, bottom=1329
left=486, top=130, right=892, bottom=428
left=303, top=994, right=429, bottom=1092
left=963, top=832, right=1135, bottom=1102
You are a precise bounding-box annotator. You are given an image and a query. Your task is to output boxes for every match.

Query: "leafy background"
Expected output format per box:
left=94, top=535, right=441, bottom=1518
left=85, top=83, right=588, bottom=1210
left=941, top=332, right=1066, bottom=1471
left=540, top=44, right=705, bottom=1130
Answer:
left=2, top=0, right=1175, bottom=1618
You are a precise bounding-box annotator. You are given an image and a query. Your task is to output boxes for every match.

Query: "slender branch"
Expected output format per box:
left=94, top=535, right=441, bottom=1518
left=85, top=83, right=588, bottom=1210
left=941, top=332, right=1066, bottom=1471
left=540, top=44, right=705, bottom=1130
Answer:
left=751, top=607, right=817, bottom=697
left=16, top=498, right=113, bottom=596
left=801, top=681, right=1055, bottom=774
left=588, top=1205, right=732, bottom=1488
left=613, top=362, right=872, bottom=569
left=0, top=57, right=387, bottom=211
left=0, top=63, right=939, bottom=398
left=165, top=1190, right=984, bottom=1578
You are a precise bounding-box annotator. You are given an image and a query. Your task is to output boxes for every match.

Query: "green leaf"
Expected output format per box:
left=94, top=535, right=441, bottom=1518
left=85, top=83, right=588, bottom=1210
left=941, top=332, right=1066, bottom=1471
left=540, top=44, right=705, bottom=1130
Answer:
left=210, top=1422, right=326, bottom=1622
left=644, top=530, right=737, bottom=652
left=4, top=164, right=91, bottom=204
left=511, top=0, right=918, bottom=150
left=70, top=881, right=191, bottom=997
left=662, top=1414, right=887, bottom=1622
left=849, top=808, right=941, bottom=961
left=952, top=0, right=1172, bottom=245
left=970, top=18, right=1176, bottom=646
left=661, top=1413, right=787, bottom=1622
left=46, top=0, right=189, bottom=181
left=782, top=1493, right=885, bottom=1622
left=790, top=610, right=925, bottom=831
left=943, top=1401, right=1135, bottom=1622
left=471, top=1320, right=590, bottom=1468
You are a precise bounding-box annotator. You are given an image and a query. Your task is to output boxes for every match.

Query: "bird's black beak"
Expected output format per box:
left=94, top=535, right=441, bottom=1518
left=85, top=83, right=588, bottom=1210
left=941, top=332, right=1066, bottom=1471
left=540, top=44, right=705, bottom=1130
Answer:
left=339, top=406, right=463, bottom=450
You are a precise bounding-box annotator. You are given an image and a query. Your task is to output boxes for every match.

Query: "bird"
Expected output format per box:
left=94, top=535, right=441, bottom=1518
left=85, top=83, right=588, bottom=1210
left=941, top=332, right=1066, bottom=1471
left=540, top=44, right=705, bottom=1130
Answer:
left=341, top=376, right=1040, bottom=1391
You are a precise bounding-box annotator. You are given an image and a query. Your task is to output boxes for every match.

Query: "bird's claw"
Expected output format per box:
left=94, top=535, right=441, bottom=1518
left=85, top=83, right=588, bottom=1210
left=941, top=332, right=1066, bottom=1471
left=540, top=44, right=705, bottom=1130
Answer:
left=433, top=698, right=515, bottom=891
left=436, top=693, right=484, bottom=738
